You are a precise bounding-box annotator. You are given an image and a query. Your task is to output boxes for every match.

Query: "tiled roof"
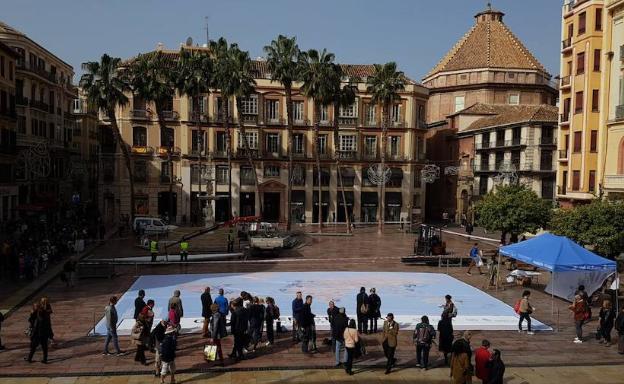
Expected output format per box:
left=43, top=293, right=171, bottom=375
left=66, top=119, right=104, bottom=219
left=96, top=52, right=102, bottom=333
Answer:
left=425, top=12, right=548, bottom=79
left=461, top=103, right=558, bottom=132
left=124, top=48, right=417, bottom=84
left=0, top=21, right=26, bottom=36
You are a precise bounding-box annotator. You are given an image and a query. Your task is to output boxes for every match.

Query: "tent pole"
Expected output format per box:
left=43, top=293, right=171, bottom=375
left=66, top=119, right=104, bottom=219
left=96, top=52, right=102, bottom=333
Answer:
left=551, top=271, right=555, bottom=322
left=616, top=270, right=620, bottom=315
left=496, top=251, right=501, bottom=293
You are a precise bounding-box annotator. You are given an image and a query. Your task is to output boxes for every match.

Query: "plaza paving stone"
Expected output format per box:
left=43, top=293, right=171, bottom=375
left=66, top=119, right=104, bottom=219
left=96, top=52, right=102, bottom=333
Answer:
left=0, top=225, right=622, bottom=382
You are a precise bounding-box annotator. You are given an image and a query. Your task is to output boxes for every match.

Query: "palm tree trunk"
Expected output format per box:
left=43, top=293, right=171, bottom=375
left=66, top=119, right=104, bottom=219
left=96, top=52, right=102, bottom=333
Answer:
left=333, top=101, right=350, bottom=234
left=196, top=95, right=203, bottom=226
left=379, top=104, right=389, bottom=234
left=108, top=108, right=135, bottom=222
left=224, top=98, right=233, bottom=220
left=314, top=101, right=322, bottom=232
left=236, top=98, right=263, bottom=218
left=285, top=85, right=293, bottom=231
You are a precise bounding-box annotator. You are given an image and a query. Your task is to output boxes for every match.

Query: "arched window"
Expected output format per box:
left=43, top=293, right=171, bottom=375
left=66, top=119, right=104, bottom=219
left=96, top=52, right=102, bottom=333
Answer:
left=618, top=137, right=624, bottom=174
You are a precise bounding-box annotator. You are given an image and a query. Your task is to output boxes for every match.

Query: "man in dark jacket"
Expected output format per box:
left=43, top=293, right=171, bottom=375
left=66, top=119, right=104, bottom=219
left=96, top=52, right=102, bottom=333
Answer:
left=356, top=287, right=369, bottom=334
left=332, top=307, right=348, bottom=366
left=159, top=326, right=177, bottom=384
left=327, top=300, right=339, bottom=344
left=151, top=320, right=167, bottom=377
left=229, top=299, right=248, bottom=361
left=368, top=288, right=381, bottom=333
left=26, top=305, right=54, bottom=363
left=134, top=289, right=146, bottom=320
left=299, top=295, right=317, bottom=353
left=291, top=291, right=303, bottom=342
left=201, top=287, right=213, bottom=337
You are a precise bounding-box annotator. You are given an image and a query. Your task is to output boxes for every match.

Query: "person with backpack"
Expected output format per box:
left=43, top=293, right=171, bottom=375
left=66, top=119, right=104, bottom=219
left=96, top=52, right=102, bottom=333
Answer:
left=413, top=315, right=436, bottom=370
left=368, top=288, right=382, bottom=333
left=356, top=287, right=369, bottom=334
left=569, top=294, right=587, bottom=343
left=516, top=290, right=534, bottom=335
left=159, top=326, right=177, bottom=384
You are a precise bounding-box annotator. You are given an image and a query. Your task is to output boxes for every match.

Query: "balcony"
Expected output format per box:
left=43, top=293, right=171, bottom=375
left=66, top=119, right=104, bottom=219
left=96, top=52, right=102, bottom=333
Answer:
left=30, top=99, right=50, bottom=113
left=558, top=149, right=569, bottom=160
left=417, top=120, right=428, bottom=129
left=157, top=146, right=181, bottom=156
left=363, top=119, right=377, bottom=128
left=391, top=121, right=405, bottom=128
left=604, top=175, right=624, bottom=190
left=188, top=111, right=208, bottom=123
left=539, top=137, right=557, bottom=145
left=212, top=150, right=227, bottom=158
left=560, top=113, right=570, bottom=126
left=337, top=117, right=358, bottom=126
left=16, top=61, right=57, bottom=83
left=130, top=109, right=151, bottom=119
left=560, top=75, right=571, bottom=89
left=562, top=37, right=572, bottom=52
left=319, top=120, right=333, bottom=127
left=293, top=119, right=309, bottom=127
left=475, top=139, right=526, bottom=150
left=131, top=145, right=154, bottom=155
left=264, top=150, right=282, bottom=159
left=16, top=96, right=29, bottom=106
left=616, top=105, right=624, bottom=121
left=265, top=117, right=284, bottom=126
left=237, top=147, right=260, bottom=159
left=241, top=114, right=258, bottom=125
left=292, top=151, right=306, bottom=158
left=161, top=110, right=179, bottom=121
left=336, top=150, right=358, bottom=160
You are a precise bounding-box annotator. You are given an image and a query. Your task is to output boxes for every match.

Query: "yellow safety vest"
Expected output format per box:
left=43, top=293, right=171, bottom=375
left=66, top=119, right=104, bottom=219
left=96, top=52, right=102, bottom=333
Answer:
left=180, top=241, right=189, bottom=251
left=150, top=241, right=158, bottom=253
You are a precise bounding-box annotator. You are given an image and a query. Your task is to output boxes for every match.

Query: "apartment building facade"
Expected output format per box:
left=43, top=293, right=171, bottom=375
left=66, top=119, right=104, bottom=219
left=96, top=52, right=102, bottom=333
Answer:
left=98, top=45, right=429, bottom=226
left=0, top=41, right=18, bottom=222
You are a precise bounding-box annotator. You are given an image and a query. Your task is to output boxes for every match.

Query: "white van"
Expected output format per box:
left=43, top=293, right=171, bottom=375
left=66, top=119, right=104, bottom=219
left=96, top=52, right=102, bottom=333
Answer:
left=133, top=217, right=178, bottom=235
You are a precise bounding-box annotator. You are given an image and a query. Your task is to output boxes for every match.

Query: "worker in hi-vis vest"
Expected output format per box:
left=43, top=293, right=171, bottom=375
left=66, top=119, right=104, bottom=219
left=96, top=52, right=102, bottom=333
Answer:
left=180, top=240, right=189, bottom=262
left=150, top=239, right=158, bottom=262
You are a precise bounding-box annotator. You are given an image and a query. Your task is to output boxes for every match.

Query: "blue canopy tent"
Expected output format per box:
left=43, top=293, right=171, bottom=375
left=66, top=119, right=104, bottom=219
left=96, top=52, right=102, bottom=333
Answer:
left=500, top=234, right=618, bottom=313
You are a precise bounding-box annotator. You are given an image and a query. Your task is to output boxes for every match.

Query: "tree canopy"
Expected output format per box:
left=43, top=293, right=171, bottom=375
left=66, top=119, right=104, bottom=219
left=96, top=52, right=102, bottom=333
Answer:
left=475, top=184, right=551, bottom=241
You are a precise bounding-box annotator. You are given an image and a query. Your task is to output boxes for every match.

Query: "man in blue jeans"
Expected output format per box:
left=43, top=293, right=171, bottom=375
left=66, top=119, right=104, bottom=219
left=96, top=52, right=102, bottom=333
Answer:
left=332, top=307, right=348, bottom=366
left=103, top=296, right=126, bottom=355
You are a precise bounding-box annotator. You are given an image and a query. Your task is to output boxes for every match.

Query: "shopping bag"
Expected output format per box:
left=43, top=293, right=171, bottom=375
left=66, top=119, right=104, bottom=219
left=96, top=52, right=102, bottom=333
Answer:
left=204, top=344, right=217, bottom=361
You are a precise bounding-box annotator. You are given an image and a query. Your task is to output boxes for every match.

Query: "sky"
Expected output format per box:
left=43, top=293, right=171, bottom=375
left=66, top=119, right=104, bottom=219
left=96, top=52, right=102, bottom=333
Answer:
left=2, top=0, right=562, bottom=82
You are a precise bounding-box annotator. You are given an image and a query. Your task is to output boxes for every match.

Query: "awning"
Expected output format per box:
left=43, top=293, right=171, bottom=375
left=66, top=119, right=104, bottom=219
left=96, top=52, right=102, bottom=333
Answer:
left=386, top=192, right=402, bottom=207
left=361, top=191, right=378, bottom=207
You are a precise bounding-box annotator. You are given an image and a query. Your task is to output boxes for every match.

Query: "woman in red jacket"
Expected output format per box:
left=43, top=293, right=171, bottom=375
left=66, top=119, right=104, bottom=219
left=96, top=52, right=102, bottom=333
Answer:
left=569, top=294, right=587, bottom=343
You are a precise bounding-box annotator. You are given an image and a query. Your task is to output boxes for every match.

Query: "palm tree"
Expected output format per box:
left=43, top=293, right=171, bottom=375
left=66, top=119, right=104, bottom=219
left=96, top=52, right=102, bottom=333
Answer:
left=79, top=55, right=134, bottom=219
left=210, top=38, right=234, bottom=220
left=330, top=63, right=358, bottom=234
left=227, top=44, right=263, bottom=217
left=264, top=35, right=300, bottom=230
left=175, top=48, right=212, bottom=224
left=129, top=52, right=179, bottom=222
left=367, top=62, right=406, bottom=234
left=300, top=49, right=336, bottom=232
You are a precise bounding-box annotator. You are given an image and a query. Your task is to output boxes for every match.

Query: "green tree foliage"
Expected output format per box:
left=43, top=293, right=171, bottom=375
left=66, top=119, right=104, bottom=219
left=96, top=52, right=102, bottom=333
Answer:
left=550, top=199, right=624, bottom=258
left=475, top=184, right=551, bottom=241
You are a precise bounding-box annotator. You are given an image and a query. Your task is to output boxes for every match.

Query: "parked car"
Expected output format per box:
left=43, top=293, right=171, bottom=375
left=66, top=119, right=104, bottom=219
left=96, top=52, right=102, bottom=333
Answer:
left=133, top=216, right=178, bottom=235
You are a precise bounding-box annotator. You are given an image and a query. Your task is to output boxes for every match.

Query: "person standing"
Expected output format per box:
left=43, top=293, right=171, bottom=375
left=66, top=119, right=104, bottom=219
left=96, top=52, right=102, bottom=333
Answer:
left=25, top=303, right=54, bottom=363
left=265, top=297, right=278, bottom=346
left=142, top=299, right=155, bottom=330
left=131, top=313, right=150, bottom=365
left=179, top=239, right=189, bottom=262
left=485, top=349, right=505, bottom=384
left=475, top=339, right=492, bottom=383
left=368, top=288, right=381, bottom=333
left=466, top=242, right=484, bottom=275
left=381, top=313, right=399, bottom=374
left=518, top=290, right=534, bottom=335
left=227, top=228, right=235, bottom=253
left=151, top=320, right=167, bottom=377
left=327, top=301, right=339, bottom=345
left=208, top=303, right=226, bottom=366
left=299, top=295, right=317, bottom=353
left=438, top=311, right=454, bottom=365
left=343, top=318, right=359, bottom=375
left=62, top=258, right=77, bottom=287
left=134, top=290, right=146, bottom=320
left=615, top=306, right=624, bottom=354
left=598, top=300, right=615, bottom=346
left=569, top=294, right=587, bottom=343
left=413, top=315, right=436, bottom=370
left=229, top=298, right=248, bottom=361
left=103, top=296, right=125, bottom=356
left=201, top=287, right=213, bottom=337
left=291, top=291, right=304, bottom=342
left=356, top=287, right=369, bottom=334
left=168, top=303, right=181, bottom=329
left=214, top=288, right=229, bottom=317
left=248, top=297, right=265, bottom=351
left=150, top=239, right=158, bottom=262
left=450, top=336, right=472, bottom=384
left=168, top=290, right=184, bottom=322
left=159, top=326, right=177, bottom=384
left=332, top=307, right=348, bottom=367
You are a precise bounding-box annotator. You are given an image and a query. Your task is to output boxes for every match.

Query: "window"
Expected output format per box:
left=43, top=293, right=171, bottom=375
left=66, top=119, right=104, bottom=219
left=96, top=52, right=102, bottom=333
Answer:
left=590, top=130, right=597, bottom=152
left=575, top=91, right=583, bottom=113
left=592, top=89, right=599, bottom=112
left=160, top=127, right=174, bottom=147
left=388, top=136, right=401, bottom=157
left=574, top=131, right=582, bottom=152
left=567, top=23, right=574, bottom=39
left=317, top=134, right=327, bottom=154
left=481, top=132, right=490, bottom=148
left=595, top=8, right=602, bottom=31
left=391, top=104, right=401, bottom=124
left=313, top=167, right=330, bottom=186
left=191, top=130, right=206, bottom=154
left=479, top=177, right=488, bottom=195
left=579, top=12, right=586, bottom=34
left=265, top=133, right=280, bottom=153
left=264, top=165, right=280, bottom=177
left=190, top=164, right=208, bottom=184
left=215, top=132, right=226, bottom=152
left=134, top=161, right=148, bottom=183
left=293, top=134, right=304, bottom=154
left=0, top=56, right=4, bottom=78
left=588, top=170, right=596, bottom=192
left=293, top=101, right=304, bottom=122
left=191, top=96, right=206, bottom=114
left=576, top=52, right=585, bottom=75
left=572, top=170, right=580, bottom=190
left=265, top=99, right=279, bottom=122
left=160, top=163, right=171, bottom=183
left=240, top=166, right=255, bottom=185
left=240, top=95, right=258, bottom=115
left=508, top=94, right=519, bottom=105
left=339, top=99, right=358, bottom=118
left=364, top=136, right=377, bottom=156
left=563, top=98, right=571, bottom=119
left=495, top=151, right=504, bottom=168
left=365, top=104, right=376, bottom=125
left=593, top=49, right=601, bottom=71
left=292, top=164, right=306, bottom=186
left=133, top=126, right=147, bottom=146
left=454, top=96, right=465, bottom=112
left=339, top=135, right=356, bottom=151
left=216, top=165, right=229, bottom=185
left=238, top=131, right=258, bottom=149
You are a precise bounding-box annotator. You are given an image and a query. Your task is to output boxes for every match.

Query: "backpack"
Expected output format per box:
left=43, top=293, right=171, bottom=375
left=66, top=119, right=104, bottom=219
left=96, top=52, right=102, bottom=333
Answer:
left=514, top=299, right=522, bottom=314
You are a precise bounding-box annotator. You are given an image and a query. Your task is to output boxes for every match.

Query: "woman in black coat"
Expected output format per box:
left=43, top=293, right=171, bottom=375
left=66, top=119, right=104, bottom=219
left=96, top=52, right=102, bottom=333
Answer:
left=25, top=303, right=54, bottom=363
left=437, top=314, right=454, bottom=365
left=248, top=297, right=265, bottom=351
left=486, top=349, right=505, bottom=384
